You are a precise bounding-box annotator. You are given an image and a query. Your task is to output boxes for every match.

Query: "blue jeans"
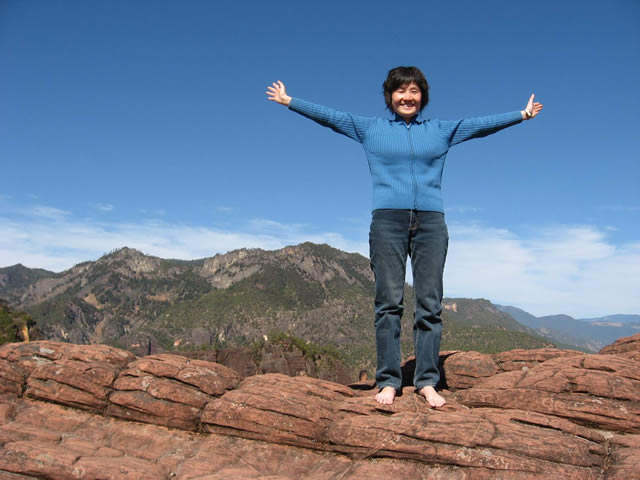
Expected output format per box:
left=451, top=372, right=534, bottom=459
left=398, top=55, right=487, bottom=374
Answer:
left=369, top=209, right=448, bottom=391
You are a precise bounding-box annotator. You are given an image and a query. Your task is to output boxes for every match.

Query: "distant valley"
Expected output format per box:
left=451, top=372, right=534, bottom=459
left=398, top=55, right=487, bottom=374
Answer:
left=496, top=305, right=640, bottom=352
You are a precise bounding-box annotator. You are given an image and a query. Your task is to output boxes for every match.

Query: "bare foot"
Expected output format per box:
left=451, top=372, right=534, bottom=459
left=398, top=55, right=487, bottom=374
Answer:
left=375, top=386, right=396, bottom=405
left=417, top=386, right=446, bottom=408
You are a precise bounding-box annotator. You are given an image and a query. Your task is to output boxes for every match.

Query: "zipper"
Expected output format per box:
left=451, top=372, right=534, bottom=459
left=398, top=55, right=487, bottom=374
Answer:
left=406, top=123, right=417, bottom=210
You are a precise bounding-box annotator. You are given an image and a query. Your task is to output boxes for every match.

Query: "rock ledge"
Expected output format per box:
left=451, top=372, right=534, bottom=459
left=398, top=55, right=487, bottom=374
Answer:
left=1, top=335, right=640, bottom=479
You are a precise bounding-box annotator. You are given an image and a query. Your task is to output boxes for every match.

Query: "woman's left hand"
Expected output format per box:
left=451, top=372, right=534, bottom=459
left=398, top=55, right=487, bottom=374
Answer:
left=523, top=94, right=543, bottom=119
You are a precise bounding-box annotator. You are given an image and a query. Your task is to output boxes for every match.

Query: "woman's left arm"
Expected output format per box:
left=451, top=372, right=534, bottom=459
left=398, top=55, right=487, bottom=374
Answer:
left=444, top=94, right=543, bottom=146
left=520, top=94, right=544, bottom=120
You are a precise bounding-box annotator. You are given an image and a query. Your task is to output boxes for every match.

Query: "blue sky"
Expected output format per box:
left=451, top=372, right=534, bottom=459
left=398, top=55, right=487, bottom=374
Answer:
left=2, top=0, right=639, bottom=317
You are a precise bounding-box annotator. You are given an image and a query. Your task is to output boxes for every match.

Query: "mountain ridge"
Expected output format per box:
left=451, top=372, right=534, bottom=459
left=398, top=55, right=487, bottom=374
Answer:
left=1, top=244, right=569, bottom=380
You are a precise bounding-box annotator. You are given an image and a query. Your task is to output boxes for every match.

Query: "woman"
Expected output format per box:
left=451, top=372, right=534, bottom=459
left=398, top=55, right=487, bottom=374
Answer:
left=266, top=66, right=542, bottom=407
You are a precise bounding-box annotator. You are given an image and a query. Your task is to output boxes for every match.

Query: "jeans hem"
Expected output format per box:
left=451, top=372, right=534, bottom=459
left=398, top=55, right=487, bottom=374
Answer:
left=415, top=383, right=437, bottom=390
left=376, top=383, right=401, bottom=391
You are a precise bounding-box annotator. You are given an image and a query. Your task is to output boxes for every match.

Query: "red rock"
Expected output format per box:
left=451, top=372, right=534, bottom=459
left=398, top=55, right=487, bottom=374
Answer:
left=441, top=351, right=500, bottom=389
left=202, top=373, right=353, bottom=447
left=471, top=407, right=607, bottom=444
left=600, top=333, right=640, bottom=356
left=457, top=388, right=640, bottom=433
left=113, top=374, right=211, bottom=408
left=25, top=359, right=119, bottom=411
left=514, top=365, right=640, bottom=402
left=0, top=441, right=79, bottom=480
left=327, top=410, right=602, bottom=477
left=0, top=471, right=41, bottom=479
left=71, top=455, right=167, bottom=480
left=1, top=341, right=133, bottom=413
left=106, top=354, right=241, bottom=430
left=606, top=434, right=640, bottom=480
left=4, top=398, right=89, bottom=434
left=5, top=340, right=640, bottom=478
left=202, top=373, right=605, bottom=478
left=0, top=400, right=15, bottom=425
left=0, top=396, right=495, bottom=480
left=0, top=361, right=26, bottom=396
left=332, top=461, right=469, bottom=480
left=0, top=422, right=61, bottom=445
left=493, top=347, right=582, bottom=371
left=108, top=420, right=199, bottom=463
left=121, top=354, right=241, bottom=395
left=582, top=354, right=640, bottom=380
left=0, top=341, right=134, bottom=375
left=458, top=353, right=640, bottom=433
left=107, top=390, right=201, bottom=431
left=610, top=433, right=640, bottom=448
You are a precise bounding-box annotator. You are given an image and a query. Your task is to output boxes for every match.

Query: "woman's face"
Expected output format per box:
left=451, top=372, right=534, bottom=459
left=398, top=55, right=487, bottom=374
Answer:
left=391, top=82, right=422, bottom=121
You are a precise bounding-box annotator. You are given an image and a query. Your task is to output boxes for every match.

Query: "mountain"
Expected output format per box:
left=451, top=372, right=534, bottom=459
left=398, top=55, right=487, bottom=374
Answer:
left=440, top=298, right=554, bottom=352
left=0, top=263, right=58, bottom=305
left=1, top=243, right=556, bottom=379
left=496, top=305, right=640, bottom=352
left=579, top=313, right=640, bottom=325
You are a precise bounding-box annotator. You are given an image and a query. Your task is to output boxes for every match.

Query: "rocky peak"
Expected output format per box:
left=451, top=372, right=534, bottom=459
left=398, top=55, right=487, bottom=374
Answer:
left=200, top=248, right=263, bottom=288
left=199, top=243, right=372, bottom=290
left=98, top=247, right=161, bottom=274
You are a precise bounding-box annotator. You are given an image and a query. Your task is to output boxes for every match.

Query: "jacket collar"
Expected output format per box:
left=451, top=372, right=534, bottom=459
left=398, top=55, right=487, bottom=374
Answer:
left=392, top=113, right=424, bottom=125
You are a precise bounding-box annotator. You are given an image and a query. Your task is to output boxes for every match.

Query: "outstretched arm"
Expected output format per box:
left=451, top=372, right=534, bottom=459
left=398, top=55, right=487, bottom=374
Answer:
left=266, top=80, right=291, bottom=106
left=521, top=94, right=543, bottom=120
left=444, top=93, right=544, bottom=146
left=264, top=79, right=376, bottom=143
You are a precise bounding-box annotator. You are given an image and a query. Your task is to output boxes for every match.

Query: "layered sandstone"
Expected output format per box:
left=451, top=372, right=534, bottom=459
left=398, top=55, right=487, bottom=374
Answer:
left=1, top=334, right=639, bottom=479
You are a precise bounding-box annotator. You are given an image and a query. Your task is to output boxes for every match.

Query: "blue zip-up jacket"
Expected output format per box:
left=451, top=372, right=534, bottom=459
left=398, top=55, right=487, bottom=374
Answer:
left=289, top=97, right=523, bottom=213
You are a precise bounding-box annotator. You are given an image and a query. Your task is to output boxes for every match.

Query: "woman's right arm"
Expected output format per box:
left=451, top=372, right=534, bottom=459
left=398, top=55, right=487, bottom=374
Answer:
left=266, top=80, right=374, bottom=143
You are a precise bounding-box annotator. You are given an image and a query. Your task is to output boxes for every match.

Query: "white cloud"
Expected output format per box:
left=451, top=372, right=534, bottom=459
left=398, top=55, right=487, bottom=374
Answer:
left=444, top=223, right=640, bottom=317
left=0, top=203, right=71, bottom=221
left=139, top=208, right=166, bottom=216
left=0, top=215, right=367, bottom=273
left=445, top=205, right=483, bottom=214
left=92, top=203, right=114, bottom=212
left=26, top=205, right=71, bottom=220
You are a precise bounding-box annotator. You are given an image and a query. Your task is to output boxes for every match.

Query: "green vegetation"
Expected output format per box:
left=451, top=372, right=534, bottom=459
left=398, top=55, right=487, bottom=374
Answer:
left=27, top=294, right=100, bottom=333
left=441, top=324, right=552, bottom=353
left=253, top=330, right=344, bottom=362
left=0, top=300, right=34, bottom=344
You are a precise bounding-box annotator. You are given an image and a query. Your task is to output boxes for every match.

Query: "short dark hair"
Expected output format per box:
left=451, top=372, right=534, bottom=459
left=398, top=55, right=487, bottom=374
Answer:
left=383, top=66, right=429, bottom=113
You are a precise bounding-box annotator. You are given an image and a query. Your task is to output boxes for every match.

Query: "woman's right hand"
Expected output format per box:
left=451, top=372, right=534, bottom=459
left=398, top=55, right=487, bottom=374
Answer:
left=266, top=80, right=292, bottom=106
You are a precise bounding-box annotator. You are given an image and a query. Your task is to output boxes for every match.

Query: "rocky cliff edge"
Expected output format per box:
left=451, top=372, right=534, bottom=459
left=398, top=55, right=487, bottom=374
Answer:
left=1, top=334, right=639, bottom=479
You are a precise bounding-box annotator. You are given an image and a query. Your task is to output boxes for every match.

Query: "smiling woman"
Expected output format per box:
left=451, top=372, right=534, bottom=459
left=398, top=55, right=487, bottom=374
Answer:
left=382, top=66, right=429, bottom=121
left=390, top=84, right=421, bottom=120
left=266, top=66, right=543, bottom=408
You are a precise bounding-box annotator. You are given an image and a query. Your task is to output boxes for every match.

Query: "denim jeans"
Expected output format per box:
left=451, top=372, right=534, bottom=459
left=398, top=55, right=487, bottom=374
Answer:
left=369, top=209, right=449, bottom=391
